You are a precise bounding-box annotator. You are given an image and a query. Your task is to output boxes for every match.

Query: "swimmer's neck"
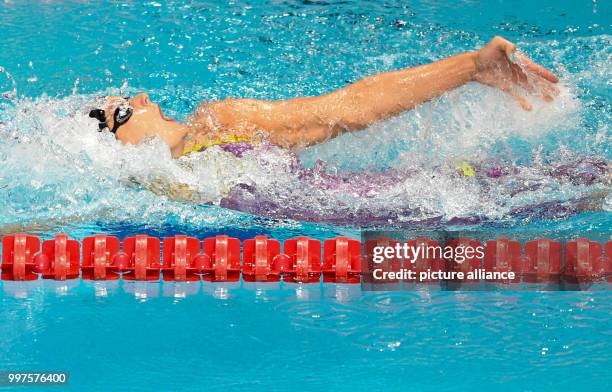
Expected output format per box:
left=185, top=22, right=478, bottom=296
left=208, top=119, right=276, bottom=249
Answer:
left=172, top=123, right=197, bottom=158
left=165, top=122, right=196, bottom=158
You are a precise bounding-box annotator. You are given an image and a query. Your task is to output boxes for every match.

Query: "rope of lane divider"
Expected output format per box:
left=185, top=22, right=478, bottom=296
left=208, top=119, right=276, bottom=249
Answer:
left=0, top=233, right=610, bottom=284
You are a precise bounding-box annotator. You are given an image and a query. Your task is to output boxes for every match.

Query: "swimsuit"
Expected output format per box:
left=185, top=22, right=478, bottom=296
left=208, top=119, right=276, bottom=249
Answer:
left=183, top=135, right=254, bottom=157
left=183, top=135, right=479, bottom=178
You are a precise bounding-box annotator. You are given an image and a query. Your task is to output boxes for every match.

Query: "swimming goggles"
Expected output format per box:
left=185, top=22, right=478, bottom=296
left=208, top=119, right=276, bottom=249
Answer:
left=89, top=96, right=133, bottom=134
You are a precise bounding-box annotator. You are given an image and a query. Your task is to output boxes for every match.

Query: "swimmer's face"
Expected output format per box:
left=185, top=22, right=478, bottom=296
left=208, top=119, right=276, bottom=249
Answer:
left=105, top=93, right=187, bottom=156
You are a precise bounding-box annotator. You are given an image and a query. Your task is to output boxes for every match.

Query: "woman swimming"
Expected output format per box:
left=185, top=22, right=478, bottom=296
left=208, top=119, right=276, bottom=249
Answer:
left=90, top=36, right=559, bottom=158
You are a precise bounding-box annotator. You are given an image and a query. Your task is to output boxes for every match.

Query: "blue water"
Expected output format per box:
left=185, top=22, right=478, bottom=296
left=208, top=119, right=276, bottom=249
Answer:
left=0, top=0, right=610, bottom=390
left=1, top=284, right=610, bottom=391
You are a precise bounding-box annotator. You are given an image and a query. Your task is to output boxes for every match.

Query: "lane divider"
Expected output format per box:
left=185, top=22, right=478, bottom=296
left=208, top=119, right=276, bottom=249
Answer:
left=1, top=234, right=610, bottom=283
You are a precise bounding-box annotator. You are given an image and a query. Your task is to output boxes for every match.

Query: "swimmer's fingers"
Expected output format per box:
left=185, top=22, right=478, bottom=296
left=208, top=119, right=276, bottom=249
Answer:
left=511, top=59, right=559, bottom=103
left=511, top=92, right=532, bottom=111
left=532, top=74, right=559, bottom=102
left=515, top=53, right=559, bottom=83
left=510, top=63, right=534, bottom=94
left=521, top=70, right=560, bottom=102
left=501, top=82, right=532, bottom=111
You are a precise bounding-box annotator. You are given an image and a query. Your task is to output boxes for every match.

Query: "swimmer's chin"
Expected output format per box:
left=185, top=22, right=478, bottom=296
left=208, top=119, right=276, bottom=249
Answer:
left=157, top=103, right=178, bottom=123
left=161, top=113, right=177, bottom=122
left=161, top=112, right=177, bottom=122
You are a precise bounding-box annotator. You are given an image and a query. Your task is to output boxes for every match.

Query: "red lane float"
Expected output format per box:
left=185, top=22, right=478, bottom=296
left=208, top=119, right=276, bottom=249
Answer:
left=162, top=235, right=202, bottom=281
left=564, top=238, right=606, bottom=282
left=484, top=238, right=521, bottom=282
left=202, top=235, right=241, bottom=282
left=40, top=234, right=80, bottom=280
left=607, top=241, right=612, bottom=282
left=282, top=237, right=321, bottom=283
left=2, top=233, right=611, bottom=285
left=523, top=238, right=562, bottom=283
left=323, top=237, right=361, bottom=283
left=82, top=235, right=121, bottom=280
left=1, top=234, right=41, bottom=281
left=120, top=235, right=161, bottom=281
left=243, top=236, right=282, bottom=282
left=404, top=237, right=445, bottom=282
left=446, top=238, right=482, bottom=282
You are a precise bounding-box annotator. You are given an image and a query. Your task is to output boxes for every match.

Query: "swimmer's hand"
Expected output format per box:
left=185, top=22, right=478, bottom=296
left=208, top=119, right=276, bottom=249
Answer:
left=474, top=36, right=559, bottom=110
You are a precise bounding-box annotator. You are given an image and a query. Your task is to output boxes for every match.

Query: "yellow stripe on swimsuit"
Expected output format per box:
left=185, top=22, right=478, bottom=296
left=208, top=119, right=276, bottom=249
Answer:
left=183, top=135, right=252, bottom=155
left=456, top=160, right=476, bottom=177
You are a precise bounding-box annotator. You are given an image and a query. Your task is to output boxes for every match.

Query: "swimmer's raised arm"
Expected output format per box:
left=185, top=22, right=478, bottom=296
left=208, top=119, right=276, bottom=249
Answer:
left=197, top=36, right=559, bottom=149
left=94, top=36, right=559, bottom=157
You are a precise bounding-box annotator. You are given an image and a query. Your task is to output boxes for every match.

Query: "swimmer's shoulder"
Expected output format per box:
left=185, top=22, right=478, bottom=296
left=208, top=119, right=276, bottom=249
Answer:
left=181, top=99, right=261, bottom=156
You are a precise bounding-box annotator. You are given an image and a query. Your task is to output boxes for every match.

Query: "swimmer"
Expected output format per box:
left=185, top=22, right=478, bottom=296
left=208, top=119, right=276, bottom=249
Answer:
left=90, top=36, right=559, bottom=158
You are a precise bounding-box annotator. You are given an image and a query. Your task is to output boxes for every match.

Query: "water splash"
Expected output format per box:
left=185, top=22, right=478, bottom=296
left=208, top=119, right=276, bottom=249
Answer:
left=0, top=66, right=18, bottom=101
left=0, top=22, right=610, bottom=230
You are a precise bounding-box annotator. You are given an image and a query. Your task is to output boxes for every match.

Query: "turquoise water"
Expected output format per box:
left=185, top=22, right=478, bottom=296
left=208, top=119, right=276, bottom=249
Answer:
left=0, top=0, right=610, bottom=390
left=1, top=284, right=610, bottom=391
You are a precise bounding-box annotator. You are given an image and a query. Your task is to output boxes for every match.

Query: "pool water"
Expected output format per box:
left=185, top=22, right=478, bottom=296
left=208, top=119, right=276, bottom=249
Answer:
left=0, top=0, right=610, bottom=390
left=1, top=284, right=610, bottom=391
